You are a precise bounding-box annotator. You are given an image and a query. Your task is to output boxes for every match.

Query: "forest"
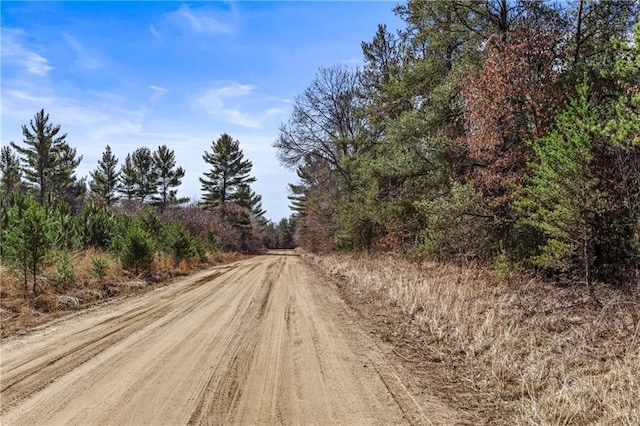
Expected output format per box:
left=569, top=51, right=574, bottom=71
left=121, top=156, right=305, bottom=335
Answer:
left=1, top=0, right=639, bottom=302
left=276, top=0, right=640, bottom=293
left=271, top=3, right=640, bottom=420
left=0, top=112, right=295, bottom=300
left=1, top=1, right=639, bottom=421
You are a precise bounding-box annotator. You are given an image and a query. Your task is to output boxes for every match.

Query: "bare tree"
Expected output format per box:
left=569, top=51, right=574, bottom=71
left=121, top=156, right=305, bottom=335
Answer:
left=274, top=64, right=368, bottom=183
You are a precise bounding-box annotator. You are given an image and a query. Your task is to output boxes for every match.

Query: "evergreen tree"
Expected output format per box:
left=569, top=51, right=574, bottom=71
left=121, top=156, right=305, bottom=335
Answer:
left=119, top=153, right=137, bottom=201
left=284, top=157, right=338, bottom=252
left=200, top=133, right=256, bottom=210
left=131, top=147, right=158, bottom=203
left=11, top=109, right=70, bottom=205
left=276, top=217, right=296, bottom=249
left=599, top=17, right=640, bottom=281
left=606, top=14, right=640, bottom=148
left=2, top=197, right=57, bottom=296
left=53, top=143, right=85, bottom=209
left=233, top=183, right=265, bottom=218
left=153, top=144, right=185, bottom=210
left=515, top=83, right=607, bottom=296
left=1, top=145, right=22, bottom=196
left=89, top=145, right=120, bottom=206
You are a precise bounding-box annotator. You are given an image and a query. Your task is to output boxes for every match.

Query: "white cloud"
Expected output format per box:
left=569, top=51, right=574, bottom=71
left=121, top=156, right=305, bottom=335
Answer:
left=22, top=52, right=52, bottom=76
left=150, top=85, right=169, bottom=102
left=1, top=29, right=53, bottom=77
left=195, top=82, right=262, bottom=128
left=62, top=33, right=105, bottom=70
left=268, top=96, right=294, bottom=105
left=213, top=82, right=255, bottom=98
left=223, top=109, right=262, bottom=129
left=265, top=107, right=288, bottom=117
left=62, top=32, right=83, bottom=52
left=194, top=81, right=291, bottom=129
left=89, top=120, right=144, bottom=144
left=5, top=89, right=53, bottom=106
left=166, top=4, right=234, bottom=36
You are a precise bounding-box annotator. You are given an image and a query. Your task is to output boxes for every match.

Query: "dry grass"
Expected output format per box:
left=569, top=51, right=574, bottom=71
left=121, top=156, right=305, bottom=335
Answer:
left=0, top=249, right=242, bottom=338
left=303, top=252, right=640, bottom=425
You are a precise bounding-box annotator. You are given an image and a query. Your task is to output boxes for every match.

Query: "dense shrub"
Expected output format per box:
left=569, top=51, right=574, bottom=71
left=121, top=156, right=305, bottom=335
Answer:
left=75, top=201, right=118, bottom=249
left=162, top=221, right=197, bottom=266
left=139, top=207, right=164, bottom=240
left=119, top=224, right=155, bottom=273
left=91, top=256, right=109, bottom=282
left=414, top=182, right=490, bottom=260
left=52, top=252, right=76, bottom=288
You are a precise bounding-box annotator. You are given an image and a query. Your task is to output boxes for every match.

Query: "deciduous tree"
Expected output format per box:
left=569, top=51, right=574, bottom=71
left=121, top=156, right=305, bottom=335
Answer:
left=275, top=64, right=367, bottom=185
left=461, top=19, right=567, bottom=216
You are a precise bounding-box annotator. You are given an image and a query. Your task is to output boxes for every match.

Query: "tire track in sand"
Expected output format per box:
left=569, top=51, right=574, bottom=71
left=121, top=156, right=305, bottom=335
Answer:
left=1, top=252, right=454, bottom=425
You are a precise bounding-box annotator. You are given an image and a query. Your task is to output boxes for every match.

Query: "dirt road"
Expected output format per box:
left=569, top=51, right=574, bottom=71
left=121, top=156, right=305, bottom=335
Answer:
left=1, top=252, right=452, bottom=425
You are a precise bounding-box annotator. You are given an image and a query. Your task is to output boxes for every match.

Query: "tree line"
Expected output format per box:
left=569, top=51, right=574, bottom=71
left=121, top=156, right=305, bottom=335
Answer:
left=275, top=0, right=639, bottom=292
left=1, top=110, right=268, bottom=212
left=0, top=111, right=296, bottom=296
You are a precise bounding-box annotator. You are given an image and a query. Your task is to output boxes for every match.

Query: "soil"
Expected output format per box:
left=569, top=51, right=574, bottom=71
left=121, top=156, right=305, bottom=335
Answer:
left=0, top=251, right=459, bottom=425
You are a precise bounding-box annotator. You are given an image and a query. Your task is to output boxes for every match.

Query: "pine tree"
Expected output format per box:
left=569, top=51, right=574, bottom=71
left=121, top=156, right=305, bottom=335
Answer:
left=515, top=83, right=607, bottom=296
left=200, top=133, right=256, bottom=210
left=2, top=198, right=57, bottom=296
left=11, top=109, right=70, bottom=205
left=119, top=153, right=137, bottom=201
left=1, top=145, right=22, bottom=196
left=276, top=217, right=296, bottom=248
left=153, top=145, right=185, bottom=210
left=89, top=145, right=120, bottom=206
left=131, top=147, right=158, bottom=203
left=53, top=143, right=85, bottom=209
left=233, top=183, right=265, bottom=218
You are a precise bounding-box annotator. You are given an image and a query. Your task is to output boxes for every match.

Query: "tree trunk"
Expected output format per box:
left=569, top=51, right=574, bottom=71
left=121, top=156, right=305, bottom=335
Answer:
left=23, top=266, right=28, bottom=296
left=32, top=262, right=38, bottom=296
left=583, top=236, right=593, bottom=299
left=574, top=0, right=584, bottom=65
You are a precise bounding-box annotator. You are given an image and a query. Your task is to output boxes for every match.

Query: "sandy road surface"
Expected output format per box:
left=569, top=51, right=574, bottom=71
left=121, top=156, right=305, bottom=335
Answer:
left=1, top=252, right=448, bottom=425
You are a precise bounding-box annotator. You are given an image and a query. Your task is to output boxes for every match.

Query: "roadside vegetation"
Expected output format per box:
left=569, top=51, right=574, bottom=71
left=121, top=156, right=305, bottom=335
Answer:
left=305, top=252, right=639, bottom=424
left=278, top=2, right=639, bottom=293
left=275, top=1, right=640, bottom=423
left=0, top=115, right=295, bottom=338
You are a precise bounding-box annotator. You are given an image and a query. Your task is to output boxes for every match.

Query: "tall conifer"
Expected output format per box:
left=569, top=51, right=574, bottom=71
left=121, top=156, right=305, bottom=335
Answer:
left=200, top=133, right=256, bottom=210
left=89, top=145, right=120, bottom=206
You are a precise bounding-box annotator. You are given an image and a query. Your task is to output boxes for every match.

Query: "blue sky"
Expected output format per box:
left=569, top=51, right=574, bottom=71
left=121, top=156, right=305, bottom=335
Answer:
left=1, top=1, right=403, bottom=221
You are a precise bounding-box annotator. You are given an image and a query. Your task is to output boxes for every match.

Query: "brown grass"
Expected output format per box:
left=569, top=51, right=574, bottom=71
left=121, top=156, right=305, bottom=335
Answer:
left=0, top=249, right=245, bottom=338
left=303, top=252, right=640, bottom=425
